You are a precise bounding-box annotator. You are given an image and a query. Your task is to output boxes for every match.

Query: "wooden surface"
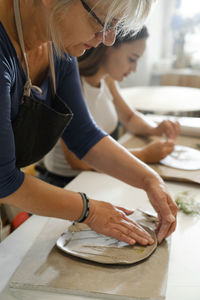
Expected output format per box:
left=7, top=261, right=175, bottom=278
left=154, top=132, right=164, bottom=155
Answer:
left=161, top=73, right=200, bottom=89
left=118, top=133, right=200, bottom=185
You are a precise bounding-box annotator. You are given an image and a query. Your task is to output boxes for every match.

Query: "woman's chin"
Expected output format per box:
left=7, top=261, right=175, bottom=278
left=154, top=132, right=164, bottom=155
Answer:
left=65, top=45, right=86, bottom=57
left=110, top=74, right=124, bottom=82
left=116, top=76, right=124, bottom=82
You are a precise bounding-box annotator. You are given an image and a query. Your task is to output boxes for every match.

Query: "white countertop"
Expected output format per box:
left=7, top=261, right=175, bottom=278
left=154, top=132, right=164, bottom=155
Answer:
left=145, top=114, right=200, bottom=138
left=0, top=171, right=200, bottom=300
left=121, top=86, right=200, bottom=116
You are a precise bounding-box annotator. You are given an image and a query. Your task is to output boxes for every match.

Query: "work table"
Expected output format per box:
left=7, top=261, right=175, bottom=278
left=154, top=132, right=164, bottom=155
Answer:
left=0, top=171, right=200, bottom=300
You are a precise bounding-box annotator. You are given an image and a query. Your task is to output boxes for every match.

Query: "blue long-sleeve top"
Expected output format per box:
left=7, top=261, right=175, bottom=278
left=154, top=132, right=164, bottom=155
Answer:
left=0, top=22, right=106, bottom=198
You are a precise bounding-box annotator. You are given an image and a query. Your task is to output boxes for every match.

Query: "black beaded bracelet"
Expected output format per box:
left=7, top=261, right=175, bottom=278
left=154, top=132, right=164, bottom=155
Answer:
left=75, top=192, right=90, bottom=223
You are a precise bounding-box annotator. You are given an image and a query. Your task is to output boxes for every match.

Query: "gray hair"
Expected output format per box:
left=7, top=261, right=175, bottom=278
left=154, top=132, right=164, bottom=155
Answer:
left=49, top=0, right=155, bottom=54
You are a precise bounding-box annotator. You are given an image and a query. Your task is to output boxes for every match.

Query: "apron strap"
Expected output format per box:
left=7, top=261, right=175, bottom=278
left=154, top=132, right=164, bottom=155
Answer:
left=47, top=42, right=56, bottom=95
left=13, top=0, right=55, bottom=96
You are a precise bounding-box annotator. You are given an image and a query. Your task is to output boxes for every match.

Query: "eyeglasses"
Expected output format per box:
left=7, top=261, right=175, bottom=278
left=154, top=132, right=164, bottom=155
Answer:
left=80, top=0, right=117, bottom=33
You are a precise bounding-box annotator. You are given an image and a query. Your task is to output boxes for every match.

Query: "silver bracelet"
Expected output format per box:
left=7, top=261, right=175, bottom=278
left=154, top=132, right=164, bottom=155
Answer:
left=75, top=192, right=90, bottom=223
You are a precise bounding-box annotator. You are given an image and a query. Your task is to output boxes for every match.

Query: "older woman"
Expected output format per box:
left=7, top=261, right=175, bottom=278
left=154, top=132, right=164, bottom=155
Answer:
left=0, top=0, right=177, bottom=246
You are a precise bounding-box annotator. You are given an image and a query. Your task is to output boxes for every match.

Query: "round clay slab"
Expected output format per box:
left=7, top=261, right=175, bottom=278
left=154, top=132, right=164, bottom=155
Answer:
left=56, top=223, right=157, bottom=265
left=160, top=145, right=200, bottom=170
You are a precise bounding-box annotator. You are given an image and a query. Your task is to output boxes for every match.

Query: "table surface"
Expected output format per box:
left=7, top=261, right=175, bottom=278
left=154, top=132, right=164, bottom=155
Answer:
left=121, top=86, right=200, bottom=114
left=0, top=169, right=200, bottom=300
left=145, top=114, right=200, bottom=137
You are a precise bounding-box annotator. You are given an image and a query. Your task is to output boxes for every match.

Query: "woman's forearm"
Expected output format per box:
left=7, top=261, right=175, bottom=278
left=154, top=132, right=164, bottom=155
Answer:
left=1, top=172, right=156, bottom=245
left=129, top=147, right=146, bottom=162
left=2, top=136, right=176, bottom=245
left=2, top=174, right=84, bottom=221
left=125, top=111, right=156, bottom=136
left=124, top=112, right=180, bottom=140
left=83, top=136, right=161, bottom=191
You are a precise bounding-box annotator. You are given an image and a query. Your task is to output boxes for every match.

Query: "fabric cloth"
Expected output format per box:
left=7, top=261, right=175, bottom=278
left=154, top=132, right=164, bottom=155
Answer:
left=44, top=77, right=119, bottom=178
left=0, top=21, right=106, bottom=198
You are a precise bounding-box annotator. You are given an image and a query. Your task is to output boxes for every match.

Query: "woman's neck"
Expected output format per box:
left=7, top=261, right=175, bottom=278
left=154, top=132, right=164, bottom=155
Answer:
left=0, top=0, right=48, bottom=51
left=18, top=0, right=49, bottom=51
left=0, top=1, right=17, bottom=40
left=84, top=68, right=106, bottom=88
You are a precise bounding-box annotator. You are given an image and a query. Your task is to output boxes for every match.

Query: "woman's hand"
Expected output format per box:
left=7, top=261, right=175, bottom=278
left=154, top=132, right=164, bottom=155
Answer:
left=146, top=179, right=178, bottom=243
left=152, top=120, right=180, bottom=140
left=83, top=136, right=177, bottom=244
left=85, top=200, right=154, bottom=245
left=131, top=140, right=175, bottom=163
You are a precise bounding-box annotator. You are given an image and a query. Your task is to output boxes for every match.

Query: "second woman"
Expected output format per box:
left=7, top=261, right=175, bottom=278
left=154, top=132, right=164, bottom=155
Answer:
left=43, top=27, right=180, bottom=187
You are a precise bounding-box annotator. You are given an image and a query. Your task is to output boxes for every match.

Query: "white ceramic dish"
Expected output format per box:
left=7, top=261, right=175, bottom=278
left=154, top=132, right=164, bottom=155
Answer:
left=160, top=145, right=200, bottom=170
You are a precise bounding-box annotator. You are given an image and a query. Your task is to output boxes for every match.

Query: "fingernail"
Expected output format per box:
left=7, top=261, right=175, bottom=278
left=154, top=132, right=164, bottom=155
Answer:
left=129, top=239, right=136, bottom=245
left=142, top=239, right=148, bottom=245
left=149, top=238, right=154, bottom=244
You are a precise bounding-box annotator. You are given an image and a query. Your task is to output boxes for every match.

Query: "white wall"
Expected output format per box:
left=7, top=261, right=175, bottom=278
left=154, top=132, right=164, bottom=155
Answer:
left=120, top=0, right=176, bottom=88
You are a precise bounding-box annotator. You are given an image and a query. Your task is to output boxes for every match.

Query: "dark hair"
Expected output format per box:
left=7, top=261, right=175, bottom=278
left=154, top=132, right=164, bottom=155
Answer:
left=78, top=26, right=149, bottom=77
left=114, top=26, right=149, bottom=47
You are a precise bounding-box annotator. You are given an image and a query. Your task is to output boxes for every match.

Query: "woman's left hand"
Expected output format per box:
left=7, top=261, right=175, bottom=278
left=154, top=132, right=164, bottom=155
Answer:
left=146, top=179, right=178, bottom=244
left=153, top=120, right=180, bottom=140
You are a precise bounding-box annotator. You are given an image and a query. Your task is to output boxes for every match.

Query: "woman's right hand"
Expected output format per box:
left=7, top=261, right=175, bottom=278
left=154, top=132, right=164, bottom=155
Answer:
left=84, top=199, right=154, bottom=246
left=133, top=140, right=175, bottom=164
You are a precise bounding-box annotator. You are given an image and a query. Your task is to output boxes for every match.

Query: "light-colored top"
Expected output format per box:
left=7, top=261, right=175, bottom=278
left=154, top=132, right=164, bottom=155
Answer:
left=81, top=77, right=118, bottom=133
left=43, top=139, right=80, bottom=177
left=44, top=77, right=118, bottom=176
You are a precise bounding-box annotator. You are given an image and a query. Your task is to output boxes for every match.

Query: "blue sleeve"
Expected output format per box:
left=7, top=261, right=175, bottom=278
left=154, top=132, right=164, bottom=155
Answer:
left=0, top=55, right=24, bottom=198
left=57, top=56, right=107, bottom=159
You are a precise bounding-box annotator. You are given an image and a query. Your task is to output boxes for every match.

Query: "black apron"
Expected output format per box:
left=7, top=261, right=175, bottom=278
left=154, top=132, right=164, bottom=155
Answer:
left=12, top=0, right=73, bottom=169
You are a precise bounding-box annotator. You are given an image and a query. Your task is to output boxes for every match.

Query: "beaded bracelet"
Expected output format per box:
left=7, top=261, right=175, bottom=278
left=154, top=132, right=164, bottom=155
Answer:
left=75, top=192, right=90, bottom=223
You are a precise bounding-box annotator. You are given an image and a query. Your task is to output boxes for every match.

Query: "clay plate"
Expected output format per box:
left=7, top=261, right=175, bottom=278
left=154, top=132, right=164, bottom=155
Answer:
left=56, top=222, right=157, bottom=265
